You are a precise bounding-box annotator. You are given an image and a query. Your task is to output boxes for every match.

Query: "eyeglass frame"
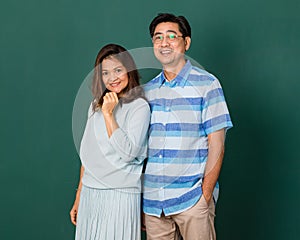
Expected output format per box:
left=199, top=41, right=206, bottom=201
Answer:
left=151, top=31, right=185, bottom=44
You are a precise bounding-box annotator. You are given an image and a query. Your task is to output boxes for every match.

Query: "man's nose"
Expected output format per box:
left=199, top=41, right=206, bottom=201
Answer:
left=161, top=36, right=170, bottom=47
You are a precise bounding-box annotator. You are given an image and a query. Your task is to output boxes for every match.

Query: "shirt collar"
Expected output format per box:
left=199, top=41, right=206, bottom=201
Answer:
left=157, top=60, right=192, bottom=88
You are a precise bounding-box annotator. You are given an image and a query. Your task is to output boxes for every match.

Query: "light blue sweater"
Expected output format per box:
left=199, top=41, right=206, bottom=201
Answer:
left=80, top=98, right=150, bottom=191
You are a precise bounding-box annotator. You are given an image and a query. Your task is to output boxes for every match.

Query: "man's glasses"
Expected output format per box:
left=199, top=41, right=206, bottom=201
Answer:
left=152, top=33, right=184, bottom=44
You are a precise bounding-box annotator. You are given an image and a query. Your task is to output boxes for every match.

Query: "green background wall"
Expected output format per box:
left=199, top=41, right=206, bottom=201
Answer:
left=1, top=0, right=299, bottom=239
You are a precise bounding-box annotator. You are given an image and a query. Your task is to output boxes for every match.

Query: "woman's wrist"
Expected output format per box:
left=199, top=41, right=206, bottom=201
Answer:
left=102, top=109, right=113, bottom=117
left=103, top=112, right=113, bottom=117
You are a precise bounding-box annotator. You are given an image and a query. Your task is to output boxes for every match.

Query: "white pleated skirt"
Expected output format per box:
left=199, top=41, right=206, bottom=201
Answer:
left=75, top=185, right=141, bottom=240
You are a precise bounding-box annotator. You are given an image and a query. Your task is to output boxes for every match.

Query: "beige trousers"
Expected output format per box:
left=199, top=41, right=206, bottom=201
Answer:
left=145, top=195, right=216, bottom=240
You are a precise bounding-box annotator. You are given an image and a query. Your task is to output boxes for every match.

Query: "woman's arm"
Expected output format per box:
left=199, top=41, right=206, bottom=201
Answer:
left=70, top=166, right=84, bottom=225
left=109, top=100, right=150, bottom=163
left=102, top=92, right=150, bottom=163
left=101, top=92, right=119, bottom=137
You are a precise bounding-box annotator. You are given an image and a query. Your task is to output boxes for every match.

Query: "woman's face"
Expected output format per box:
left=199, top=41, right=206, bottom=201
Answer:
left=101, top=56, right=129, bottom=96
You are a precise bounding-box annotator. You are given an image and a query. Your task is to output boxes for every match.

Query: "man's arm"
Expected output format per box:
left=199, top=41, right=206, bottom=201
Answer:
left=202, top=129, right=225, bottom=203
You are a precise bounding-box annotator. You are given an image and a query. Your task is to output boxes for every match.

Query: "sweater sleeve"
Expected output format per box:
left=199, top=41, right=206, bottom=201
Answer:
left=109, top=100, right=150, bottom=163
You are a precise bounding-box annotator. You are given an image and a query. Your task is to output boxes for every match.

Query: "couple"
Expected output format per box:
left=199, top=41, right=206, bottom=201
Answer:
left=70, top=13, right=233, bottom=240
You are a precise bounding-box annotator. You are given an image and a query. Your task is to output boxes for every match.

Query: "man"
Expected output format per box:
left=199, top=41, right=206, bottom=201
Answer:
left=143, top=13, right=233, bottom=240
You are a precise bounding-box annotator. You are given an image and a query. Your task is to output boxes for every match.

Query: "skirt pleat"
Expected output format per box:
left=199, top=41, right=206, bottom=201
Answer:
left=75, top=185, right=141, bottom=240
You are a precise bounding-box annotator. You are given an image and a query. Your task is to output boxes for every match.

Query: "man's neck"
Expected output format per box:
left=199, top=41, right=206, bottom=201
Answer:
left=163, top=59, right=186, bottom=82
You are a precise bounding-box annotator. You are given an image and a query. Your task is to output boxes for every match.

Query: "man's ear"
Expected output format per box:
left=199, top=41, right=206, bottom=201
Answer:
left=185, top=37, right=191, bottom=51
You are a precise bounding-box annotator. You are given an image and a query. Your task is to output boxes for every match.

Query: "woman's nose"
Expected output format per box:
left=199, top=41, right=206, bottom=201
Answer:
left=107, top=72, right=118, bottom=82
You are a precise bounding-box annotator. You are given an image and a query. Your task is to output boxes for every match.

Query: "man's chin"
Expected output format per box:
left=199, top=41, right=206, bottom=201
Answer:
left=158, top=58, right=174, bottom=66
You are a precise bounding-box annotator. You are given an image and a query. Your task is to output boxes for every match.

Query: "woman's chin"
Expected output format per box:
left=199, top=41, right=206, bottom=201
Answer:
left=109, top=89, right=120, bottom=94
left=108, top=88, right=125, bottom=97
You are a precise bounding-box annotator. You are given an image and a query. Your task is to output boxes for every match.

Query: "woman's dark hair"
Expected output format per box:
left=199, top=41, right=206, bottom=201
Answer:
left=149, top=13, right=191, bottom=38
left=91, top=44, right=144, bottom=112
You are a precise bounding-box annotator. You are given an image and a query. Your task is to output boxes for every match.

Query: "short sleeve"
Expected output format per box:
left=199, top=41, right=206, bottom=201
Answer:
left=201, top=79, right=233, bottom=135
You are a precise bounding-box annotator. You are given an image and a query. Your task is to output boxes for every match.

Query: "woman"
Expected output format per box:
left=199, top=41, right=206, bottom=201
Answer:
left=70, top=44, right=150, bottom=240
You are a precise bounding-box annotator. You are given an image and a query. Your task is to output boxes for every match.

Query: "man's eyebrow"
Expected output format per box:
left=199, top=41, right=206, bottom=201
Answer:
left=153, top=30, right=178, bottom=35
left=166, top=30, right=177, bottom=34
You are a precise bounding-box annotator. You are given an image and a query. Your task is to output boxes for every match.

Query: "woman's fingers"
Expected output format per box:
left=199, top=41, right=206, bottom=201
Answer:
left=70, top=207, right=77, bottom=225
left=102, top=92, right=119, bottom=115
left=111, top=92, right=119, bottom=102
left=104, top=92, right=118, bottom=103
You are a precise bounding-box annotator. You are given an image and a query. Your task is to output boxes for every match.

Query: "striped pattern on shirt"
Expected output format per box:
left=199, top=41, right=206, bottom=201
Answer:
left=142, top=60, right=233, bottom=217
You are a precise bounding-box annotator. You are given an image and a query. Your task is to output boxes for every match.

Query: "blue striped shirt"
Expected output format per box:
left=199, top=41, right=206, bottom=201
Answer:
left=142, top=60, right=233, bottom=217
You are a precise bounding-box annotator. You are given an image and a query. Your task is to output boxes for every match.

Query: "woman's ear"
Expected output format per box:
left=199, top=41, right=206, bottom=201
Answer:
left=185, top=37, right=191, bottom=51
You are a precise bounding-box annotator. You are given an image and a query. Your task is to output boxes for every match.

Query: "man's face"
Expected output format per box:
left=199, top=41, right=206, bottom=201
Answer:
left=152, top=22, right=191, bottom=68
